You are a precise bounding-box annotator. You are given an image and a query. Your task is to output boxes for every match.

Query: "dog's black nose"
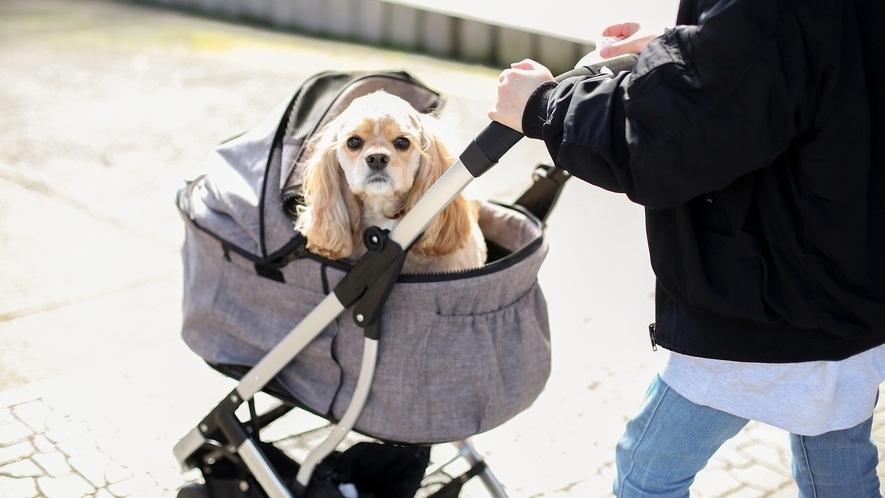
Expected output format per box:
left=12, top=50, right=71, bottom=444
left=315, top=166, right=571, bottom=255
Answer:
left=365, top=153, right=390, bottom=170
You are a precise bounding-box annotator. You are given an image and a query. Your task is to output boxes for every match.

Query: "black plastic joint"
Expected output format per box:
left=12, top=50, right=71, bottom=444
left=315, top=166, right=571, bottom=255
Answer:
left=459, top=140, right=496, bottom=178
left=363, top=322, right=380, bottom=341
left=363, top=226, right=387, bottom=252
left=198, top=389, right=245, bottom=439
left=334, top=231, right=406, bottom=309
left=255, top=263, right=285, bottom=283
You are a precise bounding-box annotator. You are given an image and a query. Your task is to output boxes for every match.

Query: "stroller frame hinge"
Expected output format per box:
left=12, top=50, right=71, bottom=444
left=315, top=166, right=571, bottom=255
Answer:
left=334, top=226, right=407, bottom=335
left=193, top=389, right=243, bottom=440
left=193, top=391, right=296, bottom=498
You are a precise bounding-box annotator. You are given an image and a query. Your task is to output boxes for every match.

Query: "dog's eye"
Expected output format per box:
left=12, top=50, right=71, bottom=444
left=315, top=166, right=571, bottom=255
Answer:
left=346, top=137, right=363, bottom=150
left=393, top=137, right=410, bottom=151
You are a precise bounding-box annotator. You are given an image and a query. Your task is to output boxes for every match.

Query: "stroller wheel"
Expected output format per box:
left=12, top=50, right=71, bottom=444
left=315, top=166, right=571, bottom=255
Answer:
left=177, top=483, right=210, bottom=498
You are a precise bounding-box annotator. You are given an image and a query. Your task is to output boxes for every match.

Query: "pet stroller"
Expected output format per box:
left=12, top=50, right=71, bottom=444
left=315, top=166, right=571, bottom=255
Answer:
left=174, top=57, right=636, bottom=498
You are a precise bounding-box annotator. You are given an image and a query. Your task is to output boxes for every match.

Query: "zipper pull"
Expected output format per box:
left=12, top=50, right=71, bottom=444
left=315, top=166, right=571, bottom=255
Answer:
left=293, top=243, right=310, bottom=258
left=648, top=323, right=658, bottom=351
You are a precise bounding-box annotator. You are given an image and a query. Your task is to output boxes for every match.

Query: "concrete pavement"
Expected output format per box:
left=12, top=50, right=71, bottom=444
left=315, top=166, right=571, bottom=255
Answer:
left=1, top=1, right=884, bottom=496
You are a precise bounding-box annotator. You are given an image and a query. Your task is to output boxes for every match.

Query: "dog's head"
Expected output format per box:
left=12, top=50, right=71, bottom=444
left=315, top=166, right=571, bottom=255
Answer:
left=332, top=91, right=428, bottom=203
left=295, top=91, right=474, bottom=261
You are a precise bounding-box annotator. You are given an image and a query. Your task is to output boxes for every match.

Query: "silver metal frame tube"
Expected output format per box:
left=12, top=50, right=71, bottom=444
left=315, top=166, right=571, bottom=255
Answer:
left=454, top=439, right=509, bottom=498
left=388, top=160, right=474, bottom=248
left=173, top=427, right=208, bottom=470
left=296, top=338, right=379, bottom=486
left=239, top=438, right=294, bottom=498
left=236, top=293, right=345, bottom=400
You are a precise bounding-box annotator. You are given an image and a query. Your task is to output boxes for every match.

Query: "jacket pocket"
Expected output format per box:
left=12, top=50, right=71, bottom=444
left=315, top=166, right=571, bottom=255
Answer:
left=694, top=231, right=770, bottom=319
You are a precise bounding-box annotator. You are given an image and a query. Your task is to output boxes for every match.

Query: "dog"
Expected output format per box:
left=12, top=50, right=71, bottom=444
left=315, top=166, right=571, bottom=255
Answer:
left=293, top=91, right=486, bottom=274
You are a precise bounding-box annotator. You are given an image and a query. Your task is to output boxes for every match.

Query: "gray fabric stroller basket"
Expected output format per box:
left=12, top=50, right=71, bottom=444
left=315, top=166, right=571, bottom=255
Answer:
left=176, top=71, right=553, bottom=445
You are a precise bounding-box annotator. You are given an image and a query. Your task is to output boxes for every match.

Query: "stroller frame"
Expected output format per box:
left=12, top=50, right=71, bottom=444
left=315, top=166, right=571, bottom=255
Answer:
left=174, top=56, right=636, bottom=498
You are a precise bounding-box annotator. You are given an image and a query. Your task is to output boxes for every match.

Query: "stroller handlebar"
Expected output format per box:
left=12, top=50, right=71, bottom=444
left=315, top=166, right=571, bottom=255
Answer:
left=462, top=53, right=639, bottom=178
left=461, top=121, right=525, bottom=176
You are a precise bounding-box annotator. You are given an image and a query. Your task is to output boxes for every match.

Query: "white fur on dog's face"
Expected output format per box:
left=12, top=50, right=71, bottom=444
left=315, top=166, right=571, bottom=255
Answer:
left=333, top=93, right=424, bottom=203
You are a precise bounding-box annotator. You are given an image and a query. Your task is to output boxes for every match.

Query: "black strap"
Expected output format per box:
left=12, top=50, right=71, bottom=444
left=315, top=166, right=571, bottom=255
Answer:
left=320, top=263, right=330, bottom=295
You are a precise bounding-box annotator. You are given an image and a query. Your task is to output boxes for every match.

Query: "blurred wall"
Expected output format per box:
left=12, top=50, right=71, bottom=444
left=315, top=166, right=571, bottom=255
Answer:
left=128, top=0, right=596, bottom=74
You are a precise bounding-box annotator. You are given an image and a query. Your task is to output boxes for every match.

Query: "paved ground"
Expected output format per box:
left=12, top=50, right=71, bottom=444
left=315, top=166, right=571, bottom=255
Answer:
left=1, top=1, right=884, bottom=497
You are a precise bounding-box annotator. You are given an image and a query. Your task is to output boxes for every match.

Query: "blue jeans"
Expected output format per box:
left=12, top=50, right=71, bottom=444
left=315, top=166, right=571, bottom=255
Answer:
left=614, top=375, right=882, bottom=498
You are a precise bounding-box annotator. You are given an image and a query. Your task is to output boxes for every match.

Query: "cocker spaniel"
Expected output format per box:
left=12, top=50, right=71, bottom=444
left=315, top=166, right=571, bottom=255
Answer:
left=293, top=91, right=486, bottom=274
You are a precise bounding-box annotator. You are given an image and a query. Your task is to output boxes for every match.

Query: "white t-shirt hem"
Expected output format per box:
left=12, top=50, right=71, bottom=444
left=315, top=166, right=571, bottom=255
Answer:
left=659, top=344, right=885, bottom=436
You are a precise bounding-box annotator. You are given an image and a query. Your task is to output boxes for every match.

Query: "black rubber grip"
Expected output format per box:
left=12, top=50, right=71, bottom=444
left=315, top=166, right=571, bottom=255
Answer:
left=460, top=121, right=524, bottom=177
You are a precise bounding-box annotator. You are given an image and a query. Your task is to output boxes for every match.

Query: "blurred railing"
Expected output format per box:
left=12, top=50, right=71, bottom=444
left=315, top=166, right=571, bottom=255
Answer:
left=127, top=0, right=596, bottom=74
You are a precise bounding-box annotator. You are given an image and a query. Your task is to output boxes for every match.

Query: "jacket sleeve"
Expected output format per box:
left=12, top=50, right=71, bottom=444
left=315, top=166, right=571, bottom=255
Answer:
left=529, top=0, right=807, bottom=210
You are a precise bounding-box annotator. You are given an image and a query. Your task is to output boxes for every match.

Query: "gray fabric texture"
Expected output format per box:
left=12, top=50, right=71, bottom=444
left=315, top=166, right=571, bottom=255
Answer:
left=181, top=201, right=551, bottom=444
left=178, top=98, right=551, bottom=444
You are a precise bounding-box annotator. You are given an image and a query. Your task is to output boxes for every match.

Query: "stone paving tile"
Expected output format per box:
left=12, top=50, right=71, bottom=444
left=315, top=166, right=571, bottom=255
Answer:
left=691, top=468, right=744, bottom=498
left=0, top=440, right=35, bottom=466
left=732, top=464, right=795, bottom=496
left=32, top=435, right=58, bottom=454
left=0, top=420, right=33, bottom=446
left=68, top=453, right=113, bottom=489
left=0, top=408, right=15, bottom=425
left=57, top=435, right=104, bottom=460
left=36, top=474, right=96, bottom=498
left=107, top=474, right=160, bottom=496
left=32, top=451, right=73, bottom=478
left=0, top=476, right=39, bottom=498
left=12, top=402, right=53, bottom=434
left=0, top=392, right=187, bottom=498
left=0, top=458, right=43, bottom=478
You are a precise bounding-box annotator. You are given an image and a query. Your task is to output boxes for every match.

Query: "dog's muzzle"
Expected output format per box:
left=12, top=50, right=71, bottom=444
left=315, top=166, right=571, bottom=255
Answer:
left=365, top=152, right=390, bottom=171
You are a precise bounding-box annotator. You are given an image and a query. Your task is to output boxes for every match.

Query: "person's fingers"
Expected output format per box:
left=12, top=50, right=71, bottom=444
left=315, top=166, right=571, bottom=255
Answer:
left=600, top=33, right=659, bottom=58
left=606, top=38, right=645, bottom=57
left=487, top=101, right=522, bottom=132
left=510, top=59, right=542, bottom=71
left=601, top=22, right=641, bottom=39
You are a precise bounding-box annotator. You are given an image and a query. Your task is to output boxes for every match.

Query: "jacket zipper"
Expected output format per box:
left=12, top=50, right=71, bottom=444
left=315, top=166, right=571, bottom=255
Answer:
left=649, top=279, right=659, bottom=351
left=648, top=323, right=658, bottom=352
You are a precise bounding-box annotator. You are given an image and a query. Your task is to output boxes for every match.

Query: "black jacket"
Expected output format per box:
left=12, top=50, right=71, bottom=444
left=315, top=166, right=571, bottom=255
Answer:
left=523, top=0, right=885, bottom=362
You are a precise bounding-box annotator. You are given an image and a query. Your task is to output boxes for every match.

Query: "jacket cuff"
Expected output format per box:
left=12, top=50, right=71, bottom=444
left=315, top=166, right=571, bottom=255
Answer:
left=521, top=80, right=558, bottom=139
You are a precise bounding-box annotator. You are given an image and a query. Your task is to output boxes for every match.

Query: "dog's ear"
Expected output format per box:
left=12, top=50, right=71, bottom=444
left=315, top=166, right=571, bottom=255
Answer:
left=295, top=131, right=362, bottom=260
left=403, top=119, right=451, bottom=210
left=407, top=127, right=475, bottom=258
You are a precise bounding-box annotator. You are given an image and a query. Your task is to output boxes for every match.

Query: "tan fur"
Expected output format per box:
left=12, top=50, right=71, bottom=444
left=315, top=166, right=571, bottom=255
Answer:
left=294, top=91, right=486, bottom=273
left=295, top=128, right=362, bottom=260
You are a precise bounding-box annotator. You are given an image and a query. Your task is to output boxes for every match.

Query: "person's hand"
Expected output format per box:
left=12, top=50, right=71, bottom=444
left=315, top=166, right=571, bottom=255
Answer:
left=488, top=59, right=554, bottom=133
left=599, top=22, right=660, bottom=59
